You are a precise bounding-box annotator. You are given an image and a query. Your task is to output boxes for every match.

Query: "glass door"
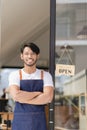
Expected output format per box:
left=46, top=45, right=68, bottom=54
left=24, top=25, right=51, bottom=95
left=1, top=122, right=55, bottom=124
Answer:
left=55, top=0, right=87, bottom=130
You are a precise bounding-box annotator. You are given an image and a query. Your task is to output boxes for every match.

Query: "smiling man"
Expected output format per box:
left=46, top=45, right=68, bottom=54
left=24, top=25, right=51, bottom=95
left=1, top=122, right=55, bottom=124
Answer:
left=8, top=42, right=54, bottom=130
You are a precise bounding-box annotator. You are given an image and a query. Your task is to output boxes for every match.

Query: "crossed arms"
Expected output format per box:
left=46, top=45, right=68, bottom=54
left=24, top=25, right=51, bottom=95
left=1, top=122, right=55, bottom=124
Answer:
left=8, top=85, right=54, bottom=105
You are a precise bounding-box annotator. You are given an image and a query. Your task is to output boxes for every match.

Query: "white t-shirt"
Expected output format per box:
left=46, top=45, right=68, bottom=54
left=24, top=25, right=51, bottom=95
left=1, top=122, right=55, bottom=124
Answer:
left=8, top=68, right=54, bottom=88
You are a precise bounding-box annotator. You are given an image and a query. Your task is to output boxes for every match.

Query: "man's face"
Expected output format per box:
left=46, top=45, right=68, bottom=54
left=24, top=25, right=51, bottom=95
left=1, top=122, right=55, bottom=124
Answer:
left=20, top=47, right=39, bottom=67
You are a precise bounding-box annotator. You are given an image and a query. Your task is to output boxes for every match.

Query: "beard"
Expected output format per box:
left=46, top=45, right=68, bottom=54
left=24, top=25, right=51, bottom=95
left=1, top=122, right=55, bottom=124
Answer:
left=24, top=58, right=37, bottom=67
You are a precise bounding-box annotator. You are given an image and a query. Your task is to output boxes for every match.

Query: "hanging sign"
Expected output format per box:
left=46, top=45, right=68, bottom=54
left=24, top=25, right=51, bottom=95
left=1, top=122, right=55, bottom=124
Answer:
left=55, top=64, right=75, bottom=76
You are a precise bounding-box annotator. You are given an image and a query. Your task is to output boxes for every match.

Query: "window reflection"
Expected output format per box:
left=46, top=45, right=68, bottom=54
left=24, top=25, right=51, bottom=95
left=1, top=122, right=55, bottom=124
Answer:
left=55, top=1, right=87, bottom=130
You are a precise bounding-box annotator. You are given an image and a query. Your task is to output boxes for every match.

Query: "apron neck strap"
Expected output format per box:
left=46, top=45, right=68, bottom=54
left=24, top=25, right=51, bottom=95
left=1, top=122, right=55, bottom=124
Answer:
left=19, top=70, right=22, bottom=80
left=41, top=70, right=44, bottom=79
left=19, top=69, right=44, bottom=80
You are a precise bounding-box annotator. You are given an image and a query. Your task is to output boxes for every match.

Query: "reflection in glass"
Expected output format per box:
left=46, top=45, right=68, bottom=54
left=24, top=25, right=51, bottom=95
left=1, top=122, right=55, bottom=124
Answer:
left=55, top=1, right=87, bottom=130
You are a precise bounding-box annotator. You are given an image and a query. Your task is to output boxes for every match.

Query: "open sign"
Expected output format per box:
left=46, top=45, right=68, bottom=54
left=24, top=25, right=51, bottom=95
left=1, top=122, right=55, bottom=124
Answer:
left=55, top=64, right=75, bottom=76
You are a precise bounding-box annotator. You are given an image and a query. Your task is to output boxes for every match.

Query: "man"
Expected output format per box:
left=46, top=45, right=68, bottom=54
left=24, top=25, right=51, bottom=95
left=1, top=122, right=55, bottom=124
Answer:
left=8, top=42, right=54, bottom=130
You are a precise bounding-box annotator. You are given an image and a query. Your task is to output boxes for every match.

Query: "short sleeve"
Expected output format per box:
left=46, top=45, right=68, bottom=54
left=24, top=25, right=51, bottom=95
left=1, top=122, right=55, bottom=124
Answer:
left=43, top=71, right=54, bottom=87
left=8, top=70, right=20, bottom=87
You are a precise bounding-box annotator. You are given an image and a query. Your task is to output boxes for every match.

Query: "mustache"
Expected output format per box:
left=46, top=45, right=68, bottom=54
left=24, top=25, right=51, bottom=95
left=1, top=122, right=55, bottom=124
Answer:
left=28, top=58, right=34, bottom=60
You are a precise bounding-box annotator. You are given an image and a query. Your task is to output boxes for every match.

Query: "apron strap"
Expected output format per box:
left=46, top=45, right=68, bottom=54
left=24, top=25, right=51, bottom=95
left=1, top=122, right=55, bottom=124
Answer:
left=19, top=70, right=22, bottom=80
left=41, top=70, right=44, bottom=79
left=19, top=69, right=44, bottom=80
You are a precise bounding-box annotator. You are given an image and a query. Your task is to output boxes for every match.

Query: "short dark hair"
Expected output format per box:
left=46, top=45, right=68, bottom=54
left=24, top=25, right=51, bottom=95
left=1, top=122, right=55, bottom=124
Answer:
left=20, top=42, right=40, bottom=54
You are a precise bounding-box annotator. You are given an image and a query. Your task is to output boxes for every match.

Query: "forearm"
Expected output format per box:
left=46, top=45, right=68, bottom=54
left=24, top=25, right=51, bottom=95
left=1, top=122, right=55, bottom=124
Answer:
left=27, top=93, right=52, bottom=105
left=15, top=90, right=42, bottom=102
left=21, top=87, right=54, bottom=105
left=8, top=85, right=42, bottom=102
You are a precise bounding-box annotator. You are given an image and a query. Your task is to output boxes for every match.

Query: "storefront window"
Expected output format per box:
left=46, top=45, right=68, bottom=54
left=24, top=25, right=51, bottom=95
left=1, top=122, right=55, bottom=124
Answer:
left=55, top=0, right=87, bottom=130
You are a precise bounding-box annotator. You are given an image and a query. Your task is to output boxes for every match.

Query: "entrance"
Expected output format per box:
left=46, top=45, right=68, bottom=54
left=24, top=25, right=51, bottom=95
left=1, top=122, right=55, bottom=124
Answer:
left=54, top=0, right=87, bottom=130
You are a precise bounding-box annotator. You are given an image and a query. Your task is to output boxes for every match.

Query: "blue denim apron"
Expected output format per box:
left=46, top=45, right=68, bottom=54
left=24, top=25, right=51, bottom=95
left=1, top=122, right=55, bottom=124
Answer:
left=12, top=70, right=47, bottom=130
